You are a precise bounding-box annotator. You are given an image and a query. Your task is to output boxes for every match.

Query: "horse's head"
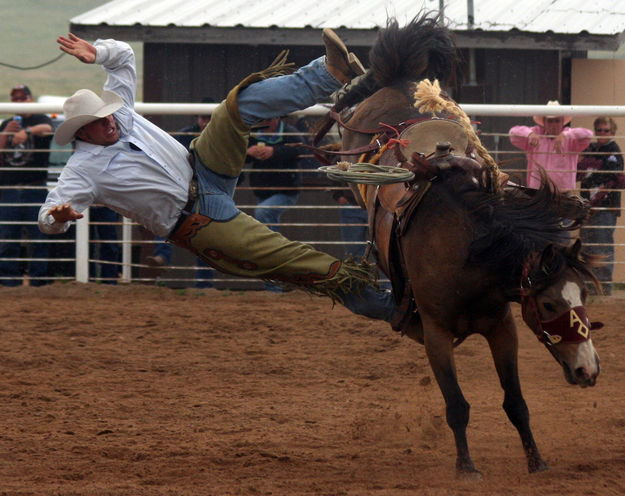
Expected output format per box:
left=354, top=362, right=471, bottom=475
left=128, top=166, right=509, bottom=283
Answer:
left=521, top=240, right=602, bottom=388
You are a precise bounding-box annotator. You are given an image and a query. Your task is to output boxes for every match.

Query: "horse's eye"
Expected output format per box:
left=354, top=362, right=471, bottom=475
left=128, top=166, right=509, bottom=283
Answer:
left=543, top=302, right=556, bottom=313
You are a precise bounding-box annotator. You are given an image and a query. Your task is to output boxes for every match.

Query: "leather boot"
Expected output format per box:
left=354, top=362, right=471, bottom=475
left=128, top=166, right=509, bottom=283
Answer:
left=322, top=28, right=365, bottom=84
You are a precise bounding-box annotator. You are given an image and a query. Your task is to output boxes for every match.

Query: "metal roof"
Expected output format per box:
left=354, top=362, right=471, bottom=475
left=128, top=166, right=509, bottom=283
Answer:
left=72, top=0, right=625, bottom=34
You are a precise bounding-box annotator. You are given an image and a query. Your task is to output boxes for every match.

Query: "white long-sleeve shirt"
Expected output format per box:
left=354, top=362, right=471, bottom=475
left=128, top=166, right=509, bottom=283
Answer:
left=39, top=39, right=192, bottom=237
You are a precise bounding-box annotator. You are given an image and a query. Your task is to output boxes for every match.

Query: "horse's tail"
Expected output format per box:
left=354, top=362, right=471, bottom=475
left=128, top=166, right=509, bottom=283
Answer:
left=335, top=13, right=460, bottom=111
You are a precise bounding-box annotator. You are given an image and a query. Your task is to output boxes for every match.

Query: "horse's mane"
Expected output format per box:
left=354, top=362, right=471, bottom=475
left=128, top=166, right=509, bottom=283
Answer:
left=457, top=168, right=598, bottom=286
left=334, top=13, right=460, bottom=112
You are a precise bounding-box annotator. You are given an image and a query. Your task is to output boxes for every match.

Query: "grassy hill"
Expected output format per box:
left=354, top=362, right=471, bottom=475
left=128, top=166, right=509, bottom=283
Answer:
left=0, top=0, right=142, bottom=110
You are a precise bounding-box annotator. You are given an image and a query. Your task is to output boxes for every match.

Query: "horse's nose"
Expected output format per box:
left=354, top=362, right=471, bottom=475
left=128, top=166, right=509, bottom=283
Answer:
left=574, top=366, right=598, bottom=387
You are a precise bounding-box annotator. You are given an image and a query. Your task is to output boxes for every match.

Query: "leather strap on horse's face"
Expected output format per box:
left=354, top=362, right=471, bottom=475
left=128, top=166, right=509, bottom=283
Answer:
left=519, top=252, right=604, bottom=347
left=540, top=306, right=604, bottom=344
left=522, top=292, right=583, bottom=346
left=520, top=281, right=603, bottom=347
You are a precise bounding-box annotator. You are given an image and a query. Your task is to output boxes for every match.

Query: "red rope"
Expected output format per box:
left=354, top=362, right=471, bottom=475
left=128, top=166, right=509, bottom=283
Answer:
left=378, top=122, right=401, bottom=138
left=387, top=138, right=410, bottom=149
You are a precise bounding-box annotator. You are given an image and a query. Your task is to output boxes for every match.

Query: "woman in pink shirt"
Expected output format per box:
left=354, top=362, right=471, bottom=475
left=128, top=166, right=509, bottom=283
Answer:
left=509, top=101, right=592, bottom=191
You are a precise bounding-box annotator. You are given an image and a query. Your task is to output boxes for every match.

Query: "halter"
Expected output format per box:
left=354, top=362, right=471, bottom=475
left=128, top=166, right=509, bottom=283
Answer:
left=520, top=263, right=602, bottom=348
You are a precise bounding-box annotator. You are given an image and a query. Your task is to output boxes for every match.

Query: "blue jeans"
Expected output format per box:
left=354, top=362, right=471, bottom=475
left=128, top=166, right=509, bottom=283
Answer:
left=153, top=238, right=173, bottom=265
left=238, top=57, right=341, bottom=126
left=339, top=206, right=369, bottom=259
left=254, top=193, right=299, bottom=231
left=339, top=205, right=391, bottom=290
left=89, top=207, right=120, bottom=284
left=192, top=57, right=341, bottom=222
left=0, top=187, right=50, bottom=286
left=337, top=286, right=396, bottom=322
left=581, top=210, right=618, bottom=294
left=152, top=236, right=213, bottom=288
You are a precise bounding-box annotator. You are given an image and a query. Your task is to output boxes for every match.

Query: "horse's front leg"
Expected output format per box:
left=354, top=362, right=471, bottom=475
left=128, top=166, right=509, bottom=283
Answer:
left=423, top=320, right=481, bottom=479
left=485, top=307, right=548, bottom=473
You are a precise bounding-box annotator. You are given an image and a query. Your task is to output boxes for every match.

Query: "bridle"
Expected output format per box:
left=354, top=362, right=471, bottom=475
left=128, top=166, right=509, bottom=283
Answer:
left=520, top=266, right=603, bottom=350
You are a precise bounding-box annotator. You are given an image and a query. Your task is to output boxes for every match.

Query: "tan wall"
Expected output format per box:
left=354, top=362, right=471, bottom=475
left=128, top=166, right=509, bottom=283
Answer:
left=572, top=58, right=625, bottom=284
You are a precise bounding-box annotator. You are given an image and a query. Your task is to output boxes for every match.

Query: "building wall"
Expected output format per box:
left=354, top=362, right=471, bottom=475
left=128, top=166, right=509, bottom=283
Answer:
left=143, top=42, right=369, bottom=130
left=572, top=58, right=625, bottom=285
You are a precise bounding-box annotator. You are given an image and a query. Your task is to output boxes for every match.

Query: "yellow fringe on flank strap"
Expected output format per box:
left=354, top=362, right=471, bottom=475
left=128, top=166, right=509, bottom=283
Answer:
left=413, top=79, right=501, bottom=189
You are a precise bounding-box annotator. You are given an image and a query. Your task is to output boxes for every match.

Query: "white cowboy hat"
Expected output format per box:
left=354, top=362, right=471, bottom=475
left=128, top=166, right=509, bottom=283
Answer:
left=54, top=89, right=123, bottom=145
left=533, top=100, right=572, bottom=127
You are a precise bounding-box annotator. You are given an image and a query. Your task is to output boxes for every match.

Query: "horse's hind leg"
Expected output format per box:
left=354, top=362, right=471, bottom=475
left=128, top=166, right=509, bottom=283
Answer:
left=485, top=308, right=548, bottom=473
left=423, top=321, right=481, bottom=479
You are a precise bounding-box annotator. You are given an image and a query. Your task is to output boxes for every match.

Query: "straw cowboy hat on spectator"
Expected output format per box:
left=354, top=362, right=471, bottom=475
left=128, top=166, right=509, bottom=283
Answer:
left=54, top=89, right=123, bottom=145
left=533, top=100, right=572, bottom=127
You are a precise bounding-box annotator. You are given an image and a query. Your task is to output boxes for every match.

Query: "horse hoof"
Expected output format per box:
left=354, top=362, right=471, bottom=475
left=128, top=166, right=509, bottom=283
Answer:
left=456, top=469, right=483, bottom=481
left=529, top=460, right=548, bottom=473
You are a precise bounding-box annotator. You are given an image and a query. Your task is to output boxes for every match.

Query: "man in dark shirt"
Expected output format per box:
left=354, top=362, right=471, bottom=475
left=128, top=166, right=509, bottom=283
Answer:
left=247, top=117, right=303, bottom=292
left=248, top=117, right=302, bottom=230
left=0, top=85, right=53, bottom=285
left=577, top=116, right=625, bottom=295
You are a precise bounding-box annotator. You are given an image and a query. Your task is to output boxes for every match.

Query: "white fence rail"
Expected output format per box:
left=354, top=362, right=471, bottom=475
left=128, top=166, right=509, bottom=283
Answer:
left=5, top=102, right=625, bottom=117
left=0, top=103, right=623, bottom=291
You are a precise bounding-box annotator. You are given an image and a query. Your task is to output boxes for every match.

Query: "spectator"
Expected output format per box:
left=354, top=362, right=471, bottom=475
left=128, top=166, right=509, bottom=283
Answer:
left=248, top=117, right=302, bottom=231
left=90, top=206, right=120, bottom=284
left=175, top=97, right=214, bottom=149
left=248, top=117, right=303, bottom=291
left=145, top=237, right=172, bottom=267
left=0, top=85, right=53, bottom=286
left=509, top=100, right=592, bottom=190
left=333, top=188, right=368, bottom=259
left=146, top=98, right=216, bottom=288
left=577, top=117, right=625, bottom=295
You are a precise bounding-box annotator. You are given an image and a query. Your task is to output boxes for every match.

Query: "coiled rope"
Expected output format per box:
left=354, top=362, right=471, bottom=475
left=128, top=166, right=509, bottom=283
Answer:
left=318, top=162, right=414, bottom=184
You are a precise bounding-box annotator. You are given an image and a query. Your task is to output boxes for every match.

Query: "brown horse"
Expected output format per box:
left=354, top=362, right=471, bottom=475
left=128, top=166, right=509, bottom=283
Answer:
left=326, top=15, right=602, bottom=478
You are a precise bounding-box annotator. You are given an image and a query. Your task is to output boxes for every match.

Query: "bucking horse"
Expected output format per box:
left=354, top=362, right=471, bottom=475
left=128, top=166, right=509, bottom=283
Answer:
left=315, top=13, right=603, bottom=478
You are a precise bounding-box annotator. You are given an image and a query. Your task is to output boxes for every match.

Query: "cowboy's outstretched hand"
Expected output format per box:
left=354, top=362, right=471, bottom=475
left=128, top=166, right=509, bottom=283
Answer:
left=48, top=203, right=84, bottom=223
left=57, top=33, right=96, bottom=64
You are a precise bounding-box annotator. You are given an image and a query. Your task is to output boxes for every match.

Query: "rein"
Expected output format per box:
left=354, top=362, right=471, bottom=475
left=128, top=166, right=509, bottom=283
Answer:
left=310, top=109, right=430, bottom=164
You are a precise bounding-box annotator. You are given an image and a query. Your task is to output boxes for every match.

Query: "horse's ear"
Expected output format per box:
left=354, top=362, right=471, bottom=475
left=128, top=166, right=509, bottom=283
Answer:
left=539, top=244, right=557, bottom=274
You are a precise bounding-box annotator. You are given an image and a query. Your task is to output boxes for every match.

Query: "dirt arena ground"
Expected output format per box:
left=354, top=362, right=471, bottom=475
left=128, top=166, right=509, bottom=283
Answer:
left=1, top=283, right=624, bottom=495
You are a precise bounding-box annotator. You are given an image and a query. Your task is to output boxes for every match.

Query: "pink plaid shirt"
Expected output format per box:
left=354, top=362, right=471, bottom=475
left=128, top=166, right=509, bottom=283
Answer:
left=509, top=125, right=592, bottom=190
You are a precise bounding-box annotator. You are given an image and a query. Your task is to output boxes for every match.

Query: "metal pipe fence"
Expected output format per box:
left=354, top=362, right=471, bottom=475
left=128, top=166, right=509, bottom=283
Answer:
left=0, top=103, right=623, bottom=292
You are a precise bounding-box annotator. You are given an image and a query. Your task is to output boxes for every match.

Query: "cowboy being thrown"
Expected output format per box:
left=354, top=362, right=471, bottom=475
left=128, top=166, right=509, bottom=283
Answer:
left=39, top=32, right=407, bottom=326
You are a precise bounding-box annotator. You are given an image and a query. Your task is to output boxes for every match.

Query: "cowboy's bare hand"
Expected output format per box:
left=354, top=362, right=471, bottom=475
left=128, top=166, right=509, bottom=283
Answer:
left=47, top=203, right=84, bottom=223
left=57, top=33, right=96, bottom=64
